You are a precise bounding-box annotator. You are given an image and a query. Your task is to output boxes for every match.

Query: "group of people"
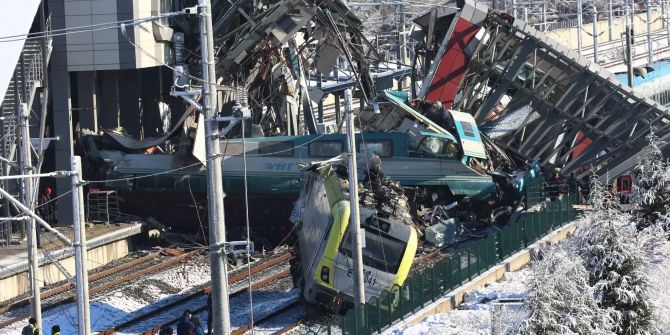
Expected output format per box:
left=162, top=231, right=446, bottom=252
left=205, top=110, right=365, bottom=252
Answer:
left=546, top=169, right=584, bottom=200
left=21, top=318, right=59, bottom=335
left=158, top=310, right=207, bottom=335
left=158, top=293, right=212, bottom=335
left=21, top=294, right=212, bottom=335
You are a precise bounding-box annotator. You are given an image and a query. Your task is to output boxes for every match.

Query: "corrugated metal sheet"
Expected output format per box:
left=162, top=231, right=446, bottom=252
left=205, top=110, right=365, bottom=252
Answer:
left=0, top=0, right=41, bottom=103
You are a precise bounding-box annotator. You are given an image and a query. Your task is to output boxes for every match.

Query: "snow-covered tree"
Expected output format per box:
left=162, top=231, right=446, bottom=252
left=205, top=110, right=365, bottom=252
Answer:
left=576, top=184, right=657, bottom=335
left=516, top=248, right=614, bottom=335
left=630, top=132, right=670, bottom=233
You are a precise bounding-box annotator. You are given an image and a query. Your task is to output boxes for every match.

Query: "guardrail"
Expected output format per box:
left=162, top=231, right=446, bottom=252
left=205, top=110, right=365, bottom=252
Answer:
left=312, top=187, right=578, bottom=335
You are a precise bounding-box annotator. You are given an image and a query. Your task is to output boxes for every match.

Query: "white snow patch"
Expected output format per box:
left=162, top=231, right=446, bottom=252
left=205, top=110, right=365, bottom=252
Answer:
left=397, top=311, right=491, bottom=335
left=648, top=239, right=670, bottom=332
left=0, top=255, right=212, bottom=335
left=394, top=269, right=531, bottom=335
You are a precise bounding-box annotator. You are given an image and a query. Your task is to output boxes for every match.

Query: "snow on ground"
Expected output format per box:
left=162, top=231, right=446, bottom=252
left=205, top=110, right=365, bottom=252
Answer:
left=648, top=237, right=670, bottom=332
left=393, top=269, right=531, bottom=335
left=0, top=254, right=211, bottom=335
left=0, top=249, right=300, bottom=335
left=395, top=231, right=670, bottom=335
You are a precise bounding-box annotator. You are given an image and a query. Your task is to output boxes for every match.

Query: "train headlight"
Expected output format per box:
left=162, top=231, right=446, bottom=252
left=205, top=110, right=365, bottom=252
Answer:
left=320, top=266, right=330, bottom=283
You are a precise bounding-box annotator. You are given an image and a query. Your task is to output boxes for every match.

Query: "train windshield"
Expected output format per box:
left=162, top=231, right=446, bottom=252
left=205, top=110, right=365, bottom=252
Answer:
left=340, top=227, right=407, bottom=274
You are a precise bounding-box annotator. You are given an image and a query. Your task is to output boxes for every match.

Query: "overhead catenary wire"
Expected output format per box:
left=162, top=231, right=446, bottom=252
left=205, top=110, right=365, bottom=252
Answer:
left=119, top=22, right=209, bottom=85
left=0, top=11, right=188, bottom=43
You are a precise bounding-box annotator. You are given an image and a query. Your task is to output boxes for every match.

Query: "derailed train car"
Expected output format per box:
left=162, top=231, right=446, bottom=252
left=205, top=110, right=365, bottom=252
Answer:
left=290, top=160, right=418, bottom=312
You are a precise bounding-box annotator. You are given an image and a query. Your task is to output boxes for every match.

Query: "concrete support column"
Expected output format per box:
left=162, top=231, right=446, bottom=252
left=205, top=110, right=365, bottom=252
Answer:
left=97, top=72, right=121, bottom=130
left=76, top=71, right=98, bottom=133
left=49, top=0, right=74, bottom=227
left=51, top=70, right=74, bottom=226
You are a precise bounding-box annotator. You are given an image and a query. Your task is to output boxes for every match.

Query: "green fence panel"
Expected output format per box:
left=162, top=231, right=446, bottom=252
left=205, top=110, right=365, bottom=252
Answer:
left=447, top=256, right=458, bottom=290
left=341, top=307, right=356, bottom=335
left=365, top=297, right=379, bottom=334
left=334, top=189, right=583, bottom=335
left=412, top=273, right=422, bottom=311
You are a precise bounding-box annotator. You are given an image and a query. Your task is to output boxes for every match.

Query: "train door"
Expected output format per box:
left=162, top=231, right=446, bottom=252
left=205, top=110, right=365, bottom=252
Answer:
left=616, top=175, right=633, bottom=204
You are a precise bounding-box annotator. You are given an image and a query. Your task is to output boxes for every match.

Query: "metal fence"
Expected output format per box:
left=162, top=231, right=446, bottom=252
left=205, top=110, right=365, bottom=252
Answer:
left=525, top=175, right=547, bottom=207
left=314, top=191, right=578, bottom=335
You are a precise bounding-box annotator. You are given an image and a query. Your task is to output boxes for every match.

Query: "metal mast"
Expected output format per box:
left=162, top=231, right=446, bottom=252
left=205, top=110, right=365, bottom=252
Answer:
left=71, top=156, right=91, bottom=335
left=344, top=88, right=366, bottom=329
left=198, top=0, right=232, bottom=334
left=577, top=0, right=583, bottom=54
left=593, top=7, right=599, bottom=63
left=647, top=0, right=653, bottom=64
left=19, top=103, right=41, bottom=331
left=626, top=18, right=635, bottom=87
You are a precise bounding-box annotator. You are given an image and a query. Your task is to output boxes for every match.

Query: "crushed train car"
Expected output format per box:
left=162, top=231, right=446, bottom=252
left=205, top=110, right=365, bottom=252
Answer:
left=290, top=158, right=418, bottom=313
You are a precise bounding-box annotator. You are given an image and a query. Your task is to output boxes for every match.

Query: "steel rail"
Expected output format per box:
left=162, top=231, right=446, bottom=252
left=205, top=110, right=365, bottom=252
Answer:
left=101, top=253, right=293, bottom=335
left=0, top=250, right=198, bottom=329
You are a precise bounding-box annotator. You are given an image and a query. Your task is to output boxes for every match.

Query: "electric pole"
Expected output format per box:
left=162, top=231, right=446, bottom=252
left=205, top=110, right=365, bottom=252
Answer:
left=626, top=25, right=635, bottom=87
left=396, top=1, right=405, bottom=91
left=198, top=0, right=232, bottom=334
left=19, top=103, right=41, bottom=331
left=523, top=7, right=528, bottom=22
left=344, top=88, right=366, bottom=331
left=71, top=156, right=91, bottom=335
left=608, top=0, right=613, bottom=41
left=577, top=0, right=583, bottom=54
left=647, top=0, right=653, bottom=64
left=593, top=8, right=599, bottom=63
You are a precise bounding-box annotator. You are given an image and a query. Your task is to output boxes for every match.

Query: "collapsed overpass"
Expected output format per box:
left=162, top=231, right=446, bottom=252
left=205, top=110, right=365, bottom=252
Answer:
left=416, top=1, right=670, bottom=180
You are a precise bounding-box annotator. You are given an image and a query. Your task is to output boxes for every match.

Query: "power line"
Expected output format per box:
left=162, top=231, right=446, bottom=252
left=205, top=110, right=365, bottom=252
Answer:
left=0, top=12, right=187, bottom=44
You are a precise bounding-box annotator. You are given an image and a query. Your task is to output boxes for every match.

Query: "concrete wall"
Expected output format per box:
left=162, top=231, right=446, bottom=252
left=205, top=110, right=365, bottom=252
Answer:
left=546, top=12, right=667, bottom=52
left=53, top=0, right=169, bottom=71
left=0, top=237, right=136, bottom=302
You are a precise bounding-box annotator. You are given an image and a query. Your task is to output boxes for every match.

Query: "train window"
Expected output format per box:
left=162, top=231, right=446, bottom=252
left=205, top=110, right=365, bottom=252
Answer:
left=618, top=175, right=632, bottom=193
left=309, top=141, right=343, bottom=157
left=340, top=228, right=407, bottom=274
left=418, top=137, right=459, bottom=158
left=358, top=140, right=393, bottom=157
left=222, top=142, right=246, bottom=156
left=258, top=141, right=294, bottom=157
left=459, top=121, right=476, bottom=138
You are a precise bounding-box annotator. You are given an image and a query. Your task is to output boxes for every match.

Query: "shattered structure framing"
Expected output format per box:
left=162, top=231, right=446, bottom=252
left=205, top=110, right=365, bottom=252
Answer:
left=424, top=8, right=670, bottom=180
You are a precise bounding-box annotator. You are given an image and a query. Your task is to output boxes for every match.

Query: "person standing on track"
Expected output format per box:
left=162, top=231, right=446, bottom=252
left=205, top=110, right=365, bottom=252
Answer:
left=192, top=315, right=206, bottom=335
left=158, top=326, right=174, bottom=335
left=50, top=325, right=60, bottom=335
left=21, top=318, right=38, bottom=335
left=206, top=293, right=212, bottom=335
left=176, top=310, right=195, bottom=335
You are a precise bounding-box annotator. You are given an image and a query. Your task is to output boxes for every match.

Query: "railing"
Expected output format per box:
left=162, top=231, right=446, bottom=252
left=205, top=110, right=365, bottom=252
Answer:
left=0, top=15, right=52, bottom=246
left=312, top=186, right=578, bottom=335
left=525, top=175, right=546, bottom=207
left=651, top=89, right=670, bottom=107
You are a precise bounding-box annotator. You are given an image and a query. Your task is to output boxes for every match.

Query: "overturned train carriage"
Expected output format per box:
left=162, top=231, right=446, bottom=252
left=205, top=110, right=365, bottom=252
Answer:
left=291, top=163, right=418, bottom=312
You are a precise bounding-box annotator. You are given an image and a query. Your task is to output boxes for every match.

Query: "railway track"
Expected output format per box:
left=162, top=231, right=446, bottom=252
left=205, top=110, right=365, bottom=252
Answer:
left=602, top=45, right=670, bottom=68
left=100, top=252, right=294, bottom=335
left=0, top=249, right=200, bottom=329
left=231, top=300, right=302, bottom=335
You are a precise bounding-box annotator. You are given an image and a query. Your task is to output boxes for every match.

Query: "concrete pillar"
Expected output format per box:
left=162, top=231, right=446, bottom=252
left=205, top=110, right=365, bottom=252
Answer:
left=119, top=70, right=141, bottom=137
left=76, top=71, right=98, bottom=133
left=49, top=0, right=74, bottom=226
left=97, top=71, right=121, bottom=130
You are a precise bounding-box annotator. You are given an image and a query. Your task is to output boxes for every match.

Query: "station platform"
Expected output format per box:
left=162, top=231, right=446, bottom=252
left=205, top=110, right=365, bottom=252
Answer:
left=0, top=222, right=144, bottom=302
